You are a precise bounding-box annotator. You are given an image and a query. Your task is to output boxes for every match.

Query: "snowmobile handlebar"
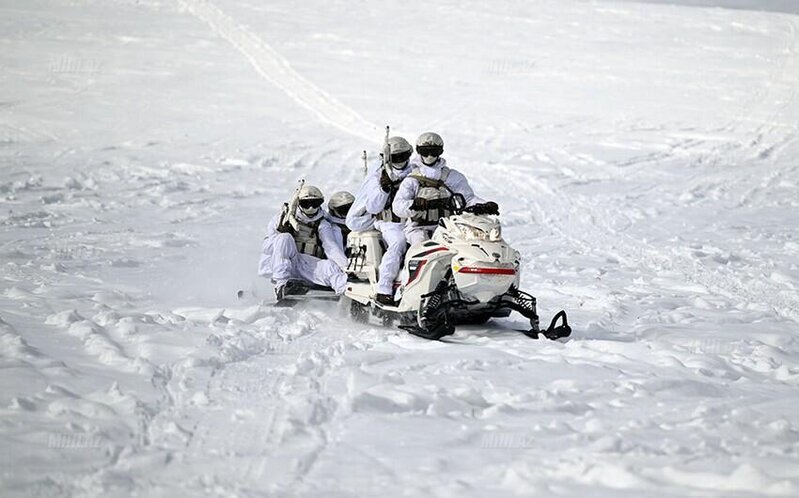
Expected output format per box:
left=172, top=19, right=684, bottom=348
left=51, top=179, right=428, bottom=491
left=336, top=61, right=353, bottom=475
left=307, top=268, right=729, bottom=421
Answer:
left=447, top=193, right=468, bottom=214
left=448, top=194, right=499, bottom=216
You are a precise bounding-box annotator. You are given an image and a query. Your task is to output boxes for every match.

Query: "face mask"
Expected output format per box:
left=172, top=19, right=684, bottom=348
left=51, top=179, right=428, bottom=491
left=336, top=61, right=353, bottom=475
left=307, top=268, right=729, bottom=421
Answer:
left=421, top=155, right=439, bottom=166
left=298, top=198, right=323, bottom=217
left=385, top=167, right=400, bottom=182
left=391, top=160, right=409, bottom=170
left=300, top=206, right=319, bottom=217
left=330, top=203, right=352, bottom=219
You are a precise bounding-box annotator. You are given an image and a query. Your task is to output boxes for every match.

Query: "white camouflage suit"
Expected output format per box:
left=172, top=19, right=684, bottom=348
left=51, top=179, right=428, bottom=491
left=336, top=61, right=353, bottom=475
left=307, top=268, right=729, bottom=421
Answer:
left=346, top=163, right=412, bottom=296
left=324, top=211, right=348, bottom=252
left=258, top=208, right=348, bottom=294
left=392, top=157, right=484, bottom=245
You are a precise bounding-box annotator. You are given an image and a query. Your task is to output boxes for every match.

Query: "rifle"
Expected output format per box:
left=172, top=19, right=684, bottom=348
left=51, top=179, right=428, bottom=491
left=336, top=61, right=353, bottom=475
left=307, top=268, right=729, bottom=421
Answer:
left=278, top=178, right=305, bottom=232
left=380, top=125, right=390, bottom=176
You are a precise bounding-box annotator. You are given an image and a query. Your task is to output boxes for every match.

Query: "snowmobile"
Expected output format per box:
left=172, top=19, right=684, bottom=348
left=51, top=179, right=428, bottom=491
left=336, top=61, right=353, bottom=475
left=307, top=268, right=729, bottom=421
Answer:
left=343, top=195, right=571, bottom=340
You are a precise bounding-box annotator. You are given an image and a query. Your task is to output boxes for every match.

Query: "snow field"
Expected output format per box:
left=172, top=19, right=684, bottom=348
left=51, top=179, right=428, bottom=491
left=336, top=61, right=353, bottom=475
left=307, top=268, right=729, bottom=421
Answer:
left=1, top=0, right=799, bottom=496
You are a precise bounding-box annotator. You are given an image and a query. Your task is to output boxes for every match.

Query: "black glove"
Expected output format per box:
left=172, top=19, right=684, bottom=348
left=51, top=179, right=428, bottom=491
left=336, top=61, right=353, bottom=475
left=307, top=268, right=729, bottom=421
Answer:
left=429, top=198, right=449, bottom=210
left=379, top=169, right=393, bottom=193
left=276, top=220, right=295, bottom=235
left=412, top=197, right=449, bottom=211
left=411, top=197, right=428, bottom=211
left=471, top=201, right=499, bottom=216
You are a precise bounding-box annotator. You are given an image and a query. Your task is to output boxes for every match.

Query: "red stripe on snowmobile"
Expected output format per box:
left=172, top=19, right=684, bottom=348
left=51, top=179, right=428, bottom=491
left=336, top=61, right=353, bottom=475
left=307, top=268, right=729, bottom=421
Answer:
left=411, top=247, right=448, bottom=258
left=457, top=266, right=516, bottom=275
left=407, top=260, right=427, bottom=285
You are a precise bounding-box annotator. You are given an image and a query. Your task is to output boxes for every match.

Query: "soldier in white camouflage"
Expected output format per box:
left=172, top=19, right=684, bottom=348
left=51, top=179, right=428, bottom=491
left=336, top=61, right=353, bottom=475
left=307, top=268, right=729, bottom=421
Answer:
left=346, top=136, right=415, bottom=306
left=393, top=132, right=499, bottom=246
left=258, top=185, right=349, bottom=299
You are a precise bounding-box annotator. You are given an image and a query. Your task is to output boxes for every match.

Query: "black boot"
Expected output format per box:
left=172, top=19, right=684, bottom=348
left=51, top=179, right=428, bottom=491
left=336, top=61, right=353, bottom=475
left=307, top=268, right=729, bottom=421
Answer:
left=347, top=272, right=368, bottom=283
left=375, top=293, right=395, bottom=307
left=275, top=280, right=309, bottom=301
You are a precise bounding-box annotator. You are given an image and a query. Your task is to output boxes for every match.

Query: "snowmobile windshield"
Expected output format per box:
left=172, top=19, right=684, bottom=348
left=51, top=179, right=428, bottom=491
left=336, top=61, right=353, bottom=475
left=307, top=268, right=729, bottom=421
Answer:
left=455, top=222, right=501, bottom=241
left=455, top=223, right=487, bottom=240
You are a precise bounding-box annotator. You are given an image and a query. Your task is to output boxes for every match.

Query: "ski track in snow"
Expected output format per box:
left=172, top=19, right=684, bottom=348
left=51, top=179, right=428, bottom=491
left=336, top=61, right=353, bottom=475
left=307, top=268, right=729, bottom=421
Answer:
left=177, top=0, right=380, bottom=143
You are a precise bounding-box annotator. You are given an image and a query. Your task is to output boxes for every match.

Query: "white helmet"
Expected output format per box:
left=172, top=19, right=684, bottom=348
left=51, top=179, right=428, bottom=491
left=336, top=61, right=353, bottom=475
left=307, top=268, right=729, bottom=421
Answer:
left=415, top=132, right=444, bottom=165
left=387, top=136, right=412, bottom=169
left=298, top=184, right=324, bottom=216
left=328, top=191, right=354, bottom=219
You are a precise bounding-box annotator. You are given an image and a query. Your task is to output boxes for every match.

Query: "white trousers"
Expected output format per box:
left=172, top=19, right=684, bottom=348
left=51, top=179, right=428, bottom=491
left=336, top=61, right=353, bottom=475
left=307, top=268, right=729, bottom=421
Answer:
left=404, top=224, right=437, bottom=247
left=258, top=233, right=347, bottom=294
left=375, top=221, right=408, bottom=295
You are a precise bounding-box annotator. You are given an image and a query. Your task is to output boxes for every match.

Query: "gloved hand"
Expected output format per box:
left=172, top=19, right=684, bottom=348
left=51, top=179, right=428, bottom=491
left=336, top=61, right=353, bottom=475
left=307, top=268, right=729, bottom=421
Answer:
left=471, top=201, right=499, bottom=216
left=429, top=198, right=449, bottom=210
left=276, top=214, right=298, bottom=235
left=379, top=169, right=393, bottom=193
left=276, top=222, right=295, bottom=235
left=413, top=197, right=449, bottom=211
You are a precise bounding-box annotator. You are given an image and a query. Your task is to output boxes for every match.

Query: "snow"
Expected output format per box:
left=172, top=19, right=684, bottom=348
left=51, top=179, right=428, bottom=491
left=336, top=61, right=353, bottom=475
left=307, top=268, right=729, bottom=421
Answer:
left=1, top=0, right=798, bottom=496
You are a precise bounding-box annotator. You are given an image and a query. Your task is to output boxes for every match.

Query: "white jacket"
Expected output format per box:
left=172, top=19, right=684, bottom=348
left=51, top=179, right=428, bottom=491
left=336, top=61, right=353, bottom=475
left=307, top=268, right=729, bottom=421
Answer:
left=324, top=211, right=348, bottom=250
left=263, top=208, right=348, bottom=270
left=392, top=157, right=484, bottom=220
left=346, top=162, right=412, bottom=232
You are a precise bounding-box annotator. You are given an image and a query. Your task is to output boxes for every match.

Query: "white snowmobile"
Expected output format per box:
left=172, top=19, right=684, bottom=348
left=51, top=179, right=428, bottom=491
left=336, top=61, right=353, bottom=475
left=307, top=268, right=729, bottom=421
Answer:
left=343, top=195, right=571, bottom=340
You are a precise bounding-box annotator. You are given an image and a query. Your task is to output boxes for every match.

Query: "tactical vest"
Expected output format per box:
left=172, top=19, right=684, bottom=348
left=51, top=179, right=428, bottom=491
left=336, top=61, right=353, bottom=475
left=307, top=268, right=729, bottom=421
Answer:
left=411, top=167, right=452, bottom=225
left=293, top=218, right=325, bottom=259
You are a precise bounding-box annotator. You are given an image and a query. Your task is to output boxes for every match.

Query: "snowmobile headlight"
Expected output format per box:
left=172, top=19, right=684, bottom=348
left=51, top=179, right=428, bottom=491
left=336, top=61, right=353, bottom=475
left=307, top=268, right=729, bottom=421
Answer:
left=455, top=223, right=488, bottom=240
left=488, top=226, right=502, bottom=241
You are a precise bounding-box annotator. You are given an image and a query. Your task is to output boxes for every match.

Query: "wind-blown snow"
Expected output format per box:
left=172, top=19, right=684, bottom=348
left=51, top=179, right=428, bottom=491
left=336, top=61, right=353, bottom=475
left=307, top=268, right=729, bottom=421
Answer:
left=1, top=0, right=798, bottom=496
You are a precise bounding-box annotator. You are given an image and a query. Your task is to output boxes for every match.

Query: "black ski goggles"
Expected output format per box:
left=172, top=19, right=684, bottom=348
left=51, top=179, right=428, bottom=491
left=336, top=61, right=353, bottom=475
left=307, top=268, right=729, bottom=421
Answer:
left=390, top=149, right=412, bottom=164
left=415, top=145, right=443, bottom=157
left=330, top=202, right=352, bottom=218
left=299, top=198, right=323, bottom=209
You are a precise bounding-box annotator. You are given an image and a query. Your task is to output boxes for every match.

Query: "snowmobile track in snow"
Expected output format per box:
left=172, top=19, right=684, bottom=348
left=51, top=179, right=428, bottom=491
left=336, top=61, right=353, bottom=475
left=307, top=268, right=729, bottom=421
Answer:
left=177, top=0, right=379, bottom=142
